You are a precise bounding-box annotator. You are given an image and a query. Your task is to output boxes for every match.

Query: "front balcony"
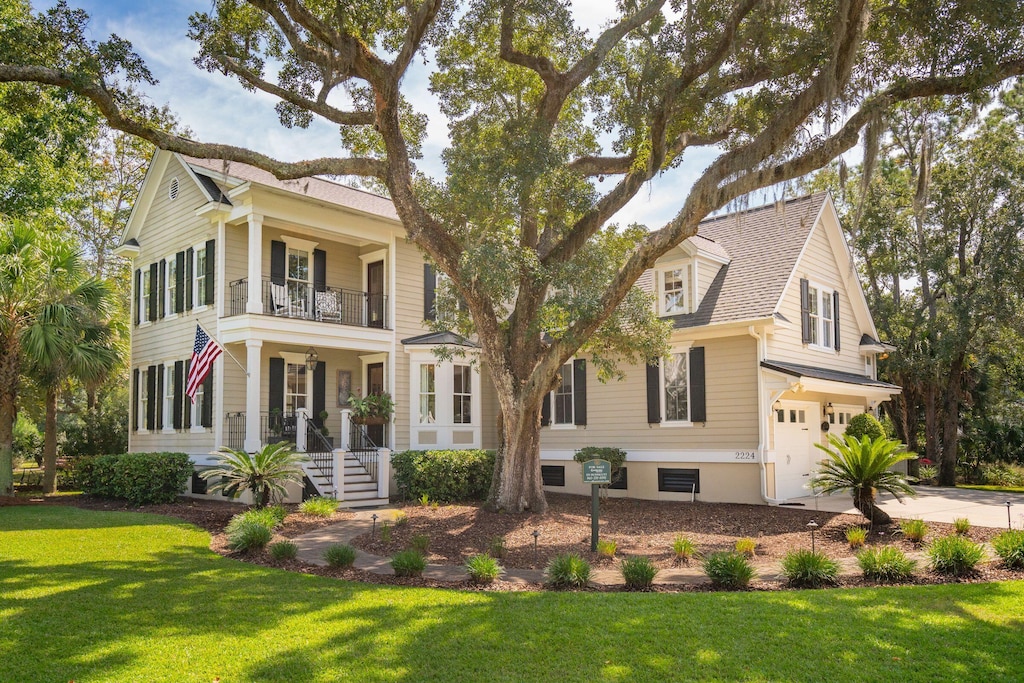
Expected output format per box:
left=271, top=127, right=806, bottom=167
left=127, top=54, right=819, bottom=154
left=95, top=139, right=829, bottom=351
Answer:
left=227, top=278, right=388, bottom=329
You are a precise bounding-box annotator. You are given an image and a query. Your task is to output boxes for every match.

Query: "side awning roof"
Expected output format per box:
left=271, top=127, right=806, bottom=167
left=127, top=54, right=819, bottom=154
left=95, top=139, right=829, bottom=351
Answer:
left=761, top=359, right=902, bottom=400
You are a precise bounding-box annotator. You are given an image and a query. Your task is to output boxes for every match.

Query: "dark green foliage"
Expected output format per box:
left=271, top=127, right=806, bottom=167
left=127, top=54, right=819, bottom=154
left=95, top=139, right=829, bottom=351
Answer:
left=391, top=549, right=427, bottom=577
left=928, top=536, right=986, bottom=576
left=391, top=449, right=494, bottom=502
left=12, top=414, right=42, bottom=468
left=992, top=530, right=1024, bottom=570
left=72, top=452, right=191, bottom=504
left=465, top=554, right=501, bottom=584
left=620, top=556, right=659, bottom=590
left=545, top=553, right=591, bottom=589
left=324, top=544, right=357, bottom=568
left=57, top=385, right=128, bottom=458
left=573, top=447, right=627, bottom=482
left=269, top=541, right=297, bottom=561
left=845, top=414, right=886, bottom=441
left=781, top=550, right=840, bottom=588
left=226, top=518, right=272, bottom=552
left=857, top=547, right=917, bottom=583
left=701, top=552, right=755, bottom=589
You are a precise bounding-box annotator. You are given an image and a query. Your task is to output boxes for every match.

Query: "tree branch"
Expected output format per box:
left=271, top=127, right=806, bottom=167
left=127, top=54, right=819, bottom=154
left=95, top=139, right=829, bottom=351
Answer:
left=392, top=0, right=443, bottom=78
left=0, top=64, right=387, bottom=179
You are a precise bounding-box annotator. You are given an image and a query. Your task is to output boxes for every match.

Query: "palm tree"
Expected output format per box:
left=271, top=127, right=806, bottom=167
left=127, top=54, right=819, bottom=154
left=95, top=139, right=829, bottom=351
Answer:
left=1, top=217, right=106, bottom=496
left=24, top=296, right=120, bottom=493
left=200, top=442, right=308, bottom=508
left=811, top=434, right=918, bottom=525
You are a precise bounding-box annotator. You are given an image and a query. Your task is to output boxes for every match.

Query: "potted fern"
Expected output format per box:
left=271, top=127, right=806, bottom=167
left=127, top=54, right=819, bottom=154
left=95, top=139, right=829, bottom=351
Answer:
left=348, top=392, right=395, bottom=425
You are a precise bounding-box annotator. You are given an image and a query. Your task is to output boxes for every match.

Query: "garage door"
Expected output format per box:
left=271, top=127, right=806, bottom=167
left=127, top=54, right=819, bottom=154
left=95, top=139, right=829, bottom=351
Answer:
left=774, top=401, right=818, bottom=500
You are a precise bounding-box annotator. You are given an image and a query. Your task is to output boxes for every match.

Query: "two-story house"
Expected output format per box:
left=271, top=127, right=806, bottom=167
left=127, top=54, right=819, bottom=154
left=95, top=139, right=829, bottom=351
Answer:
left=118, top=151, right=898, bottom=507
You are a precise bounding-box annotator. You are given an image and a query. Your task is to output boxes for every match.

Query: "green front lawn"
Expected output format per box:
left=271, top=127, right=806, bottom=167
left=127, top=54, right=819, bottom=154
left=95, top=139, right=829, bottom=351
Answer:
left=2, top=507, right=1023, bottom=682
left=958, top=484, right=1024, bottom=494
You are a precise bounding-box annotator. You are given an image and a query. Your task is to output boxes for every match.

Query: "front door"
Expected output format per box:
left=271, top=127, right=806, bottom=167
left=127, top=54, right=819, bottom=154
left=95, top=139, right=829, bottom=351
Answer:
left=367, top=260, right=384, bottom=328
left=366, top=362, right=386, bottom=447
left=774, top=400, right=818, bottom=500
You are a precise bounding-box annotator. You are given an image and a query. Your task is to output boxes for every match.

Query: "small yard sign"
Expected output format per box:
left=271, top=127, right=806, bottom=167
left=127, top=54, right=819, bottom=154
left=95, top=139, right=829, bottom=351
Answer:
left=582, top=459, right=612, bottom=485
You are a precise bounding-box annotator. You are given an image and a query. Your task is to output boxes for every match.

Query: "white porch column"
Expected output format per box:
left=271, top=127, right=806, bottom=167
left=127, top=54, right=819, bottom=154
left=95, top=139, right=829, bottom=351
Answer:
left=246, top=214, right=264, bottom=314
left=243, top=339, right=263, bottom=452
left=295, top=408, right=309, bottom=452
left=332, top=449, right=345, bottom=501
left=339, top=408, right=352, bottom=451
left=377, top=448, right=391, bottom=500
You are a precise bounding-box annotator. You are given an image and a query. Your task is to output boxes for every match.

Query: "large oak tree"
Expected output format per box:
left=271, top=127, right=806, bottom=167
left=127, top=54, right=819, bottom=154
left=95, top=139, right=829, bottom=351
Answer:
left=3, top=0, right=1023, bottom=510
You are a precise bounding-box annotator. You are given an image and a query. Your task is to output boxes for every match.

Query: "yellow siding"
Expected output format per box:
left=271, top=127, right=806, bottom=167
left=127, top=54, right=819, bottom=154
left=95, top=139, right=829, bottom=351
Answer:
left=696, top=256, right=721, bottom=306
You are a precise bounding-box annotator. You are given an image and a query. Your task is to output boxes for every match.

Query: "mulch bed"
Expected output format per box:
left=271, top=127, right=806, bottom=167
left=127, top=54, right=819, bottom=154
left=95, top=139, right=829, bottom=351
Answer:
left=349, top=493, right=1008, bottom=570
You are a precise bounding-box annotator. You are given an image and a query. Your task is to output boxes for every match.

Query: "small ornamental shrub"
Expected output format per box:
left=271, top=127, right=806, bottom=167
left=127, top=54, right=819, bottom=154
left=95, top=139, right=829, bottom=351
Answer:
left=992, top=530, right=1024, bottom=570
left=621, top=556, right=659, bottom=590
left=391, top=549, right=427, bottom=577
left=299, top=496, right=339, bottom=517
left=324, top=544, right=357, bottom=568
left=380, top=522, right=393, bottom=543
left=900, top=519, right=928, bottom=543
left=928, top=535, right=985, bottom=576
left=266, top=505, right=289, bottom=527
left=781, top=550, right=840, bottom=588
left=12, top=414, right=42, bottom=469
left=702, top=552, right=755, bottom=589
left=488, top=536, right=508, bottom=559
left=546, top=553, right=592, bottom=589
left=392, top=510, right=408, bottom=526
left=672, top=535, right=697, bottom=563
left=846, top=526, right=867, bottom=549
left=269, top=541, right=298, bottom=561
left=917, top=464, right=939, bottom=483
left=73, top=452, right=192, bottom=504
left=953, top=518, right=971, bottom=536
left=735, top=537, right=757, bottom=557
left=845, top=413, right=886, bottom=441
left=227, top=518, right=273, bottom=552
left=465, top=554, right=501, bottom=584
left=391, top=449, right=495, bottom=502
left=596, top=539, right=617, bottom=559
left=227, top=507, right=283, bottom=535
left=410, top=534, right=430, bottom=555
left=858, top=546, right=917, bottom=583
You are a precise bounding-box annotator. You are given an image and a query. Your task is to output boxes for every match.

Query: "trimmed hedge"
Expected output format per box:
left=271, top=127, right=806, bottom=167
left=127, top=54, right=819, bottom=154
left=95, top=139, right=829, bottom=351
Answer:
left=73, top=453, right=192, bottom=505
left=391, top=449, right=494, bottom=502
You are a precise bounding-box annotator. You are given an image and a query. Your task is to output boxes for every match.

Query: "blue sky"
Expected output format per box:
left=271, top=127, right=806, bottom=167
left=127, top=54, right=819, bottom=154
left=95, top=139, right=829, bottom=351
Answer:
left=52, top=0, right=731, bottom=228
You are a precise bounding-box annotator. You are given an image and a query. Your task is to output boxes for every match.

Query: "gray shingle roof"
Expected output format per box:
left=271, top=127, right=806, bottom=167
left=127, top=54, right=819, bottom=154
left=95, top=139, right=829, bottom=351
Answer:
left=184, top=156, right=399, bottom=221
left=761, top=359, right=901, bottom=390
left=668, top=192, right=827, bottom=329
left=193, top=173, right=232, bottom=205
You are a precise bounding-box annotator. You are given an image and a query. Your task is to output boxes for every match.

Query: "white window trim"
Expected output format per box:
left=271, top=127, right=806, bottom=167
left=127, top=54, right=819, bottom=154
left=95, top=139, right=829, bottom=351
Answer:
left=278, top=351, right=311, bottom=415
left=192, top=242, right=210, bottom=314
left=807, top=281, right=836, bottom=353
left=190, top=383, right=208, bottom=434
left=418, top=363, right=436, bottom=425
left=406, top=348, right=481, bottom=448
left=164, top=255, right=179, bottom=320
left=655, top=261, right=696, bottom=316
left=660, top=342, right=693, bottom=427
left=137, top=367, right=150, bottom=434
left=452, top=363, right=473, bottom=425
left=548, top=362, right=576, bottom=430
left=140, top=268, right=152, bottom=326
left=162, top=362, right=176, bottom=433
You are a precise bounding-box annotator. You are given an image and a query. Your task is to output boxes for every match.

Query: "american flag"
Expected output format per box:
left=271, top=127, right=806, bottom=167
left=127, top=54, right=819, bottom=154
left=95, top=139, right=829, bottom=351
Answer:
left=186, top=325, right=222, bottom=403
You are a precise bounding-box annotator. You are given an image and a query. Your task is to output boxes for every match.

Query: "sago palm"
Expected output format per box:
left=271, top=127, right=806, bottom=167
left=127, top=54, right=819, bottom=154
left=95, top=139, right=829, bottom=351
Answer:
left=811, top=434, right=917, bottom=525
left=200, top=442, right=307, bottom=508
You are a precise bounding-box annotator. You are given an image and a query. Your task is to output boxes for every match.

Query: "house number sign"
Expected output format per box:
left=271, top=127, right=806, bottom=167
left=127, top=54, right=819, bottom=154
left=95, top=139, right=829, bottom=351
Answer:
left=734, top=451, right=756, bottom=461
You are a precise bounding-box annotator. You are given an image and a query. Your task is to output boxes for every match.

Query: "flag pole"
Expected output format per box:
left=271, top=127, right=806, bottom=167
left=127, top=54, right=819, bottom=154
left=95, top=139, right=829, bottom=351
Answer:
left=196, top=321, right=249, bottom=377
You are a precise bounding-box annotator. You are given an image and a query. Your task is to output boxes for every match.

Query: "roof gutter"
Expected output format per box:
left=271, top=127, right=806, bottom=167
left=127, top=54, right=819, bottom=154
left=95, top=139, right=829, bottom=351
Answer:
left=748, top=325, right=789, bottom=505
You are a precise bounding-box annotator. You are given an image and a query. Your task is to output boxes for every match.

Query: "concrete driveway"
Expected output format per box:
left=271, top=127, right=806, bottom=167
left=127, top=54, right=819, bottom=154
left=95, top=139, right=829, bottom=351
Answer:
left=784, top=486, right=1024, bottom=529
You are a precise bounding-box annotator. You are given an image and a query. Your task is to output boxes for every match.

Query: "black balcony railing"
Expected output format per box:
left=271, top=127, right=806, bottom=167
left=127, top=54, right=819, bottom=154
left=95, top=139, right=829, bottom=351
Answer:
left=225, top=412, right=246, bottom=451
left=227, top=278, right=388, bottom=328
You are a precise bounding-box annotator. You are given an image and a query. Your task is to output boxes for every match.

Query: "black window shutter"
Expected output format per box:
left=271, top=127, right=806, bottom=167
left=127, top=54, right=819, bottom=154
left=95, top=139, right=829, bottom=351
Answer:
left=158, top=260, right=166, bottom=319
left=185, top=247, right=194, bottom=310
left=134, top=269, right=141, bottom=325
left=423, top=263, right=436, bottom=321
left=540, top=394, right=551, bottom=427
left=833, top=290, right=841, bottom=351
left=174, top=251, right=185, bottom=313
left=205, top=239, right=216, bottom=306
left=313, top=248, right=326, bottom=292
left=269, top=357, right=285, bottom=414
left=201, top=372, right=213, bottom=428
left=156, top=363, right=165, bottom=429
left=800, top=278, right=811, bottom=344
left=313, top=361, right=326, bottom=427
left=573, top=358, right=587, bottom=426
left=146, top=364, right=157, bottom=430
left=183, top=359, right=192, bottom=429
left=689, top=347, right=706, bottom=423
left=270, top=240, right=286, bottom=286
left=646, top=362, right=662, bottom=424
left=173, top=361, right=184, bottom=429
left=132, top=368, right=140, bottom=430
left=148, top=263, right=158, bottom=322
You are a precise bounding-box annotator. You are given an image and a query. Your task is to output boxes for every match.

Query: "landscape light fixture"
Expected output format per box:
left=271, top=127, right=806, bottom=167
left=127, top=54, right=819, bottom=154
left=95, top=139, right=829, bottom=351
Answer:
left=371, top=513, right=378, bottom=535
left=305, top=347, right=319, bottom=371
left=1006, top=501, right=1014, bottom=530
left=807, top=520, right=819, bottom=554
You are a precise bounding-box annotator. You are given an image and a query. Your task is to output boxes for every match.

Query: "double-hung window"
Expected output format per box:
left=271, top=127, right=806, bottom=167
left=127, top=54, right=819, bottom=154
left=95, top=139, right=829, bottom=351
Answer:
left=195, top=248, right=208, bottom=308
left=663, top=351, right=689, bottom=423
left=453, top=365, right=472, bottom=424
left=820, top=289, right=834, bottom=348
left=140, top=269, right=152, bottom=323
left=285, top=362, right=307, bottom=414
left=419, top=364, right=436, bottom=424
left=166, top=257, right=178, bottom=314
left=163, top=365, right=175, bottom=432
left=552, top=364, right=574, bottom=425
left=287, top=247, right=310, bottom=310
left=661, top=266, right=690, bottom=315
left=805, top=283, right=836, bottom=351
left=138, top=367, right=149, bottom=431
left=806, top=284, right=820, bottom=346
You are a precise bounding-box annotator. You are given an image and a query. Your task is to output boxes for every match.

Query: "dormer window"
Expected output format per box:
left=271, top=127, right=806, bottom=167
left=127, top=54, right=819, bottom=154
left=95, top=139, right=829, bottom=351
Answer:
left=801, top=279, right=839, bottom=352
left=658, top=263, right=693, bottom=315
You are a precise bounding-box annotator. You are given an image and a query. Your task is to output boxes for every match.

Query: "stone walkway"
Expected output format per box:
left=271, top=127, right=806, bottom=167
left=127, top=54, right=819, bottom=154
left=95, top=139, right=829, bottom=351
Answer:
left=291, top=508, right=932, bottom=586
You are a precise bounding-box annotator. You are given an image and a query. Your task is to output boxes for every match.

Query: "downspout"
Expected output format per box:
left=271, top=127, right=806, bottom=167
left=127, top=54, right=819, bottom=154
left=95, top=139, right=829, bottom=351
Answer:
left=748, top=326, right=788, bottom=504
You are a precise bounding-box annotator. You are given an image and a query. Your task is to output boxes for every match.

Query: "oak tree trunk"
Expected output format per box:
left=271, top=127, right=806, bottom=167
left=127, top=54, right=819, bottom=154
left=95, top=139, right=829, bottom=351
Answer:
left=938, top=354, right=964, bottom=487
left=42, top=385, right=59, bottom=494
left=488, top=392, right=547, bottom=514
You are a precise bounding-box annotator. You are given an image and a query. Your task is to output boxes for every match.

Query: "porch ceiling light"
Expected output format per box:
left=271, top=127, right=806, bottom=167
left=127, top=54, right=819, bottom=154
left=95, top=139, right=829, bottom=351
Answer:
left=305, top=347, right=319, bottom=371
left=824, top=402, right=835, bottom=416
